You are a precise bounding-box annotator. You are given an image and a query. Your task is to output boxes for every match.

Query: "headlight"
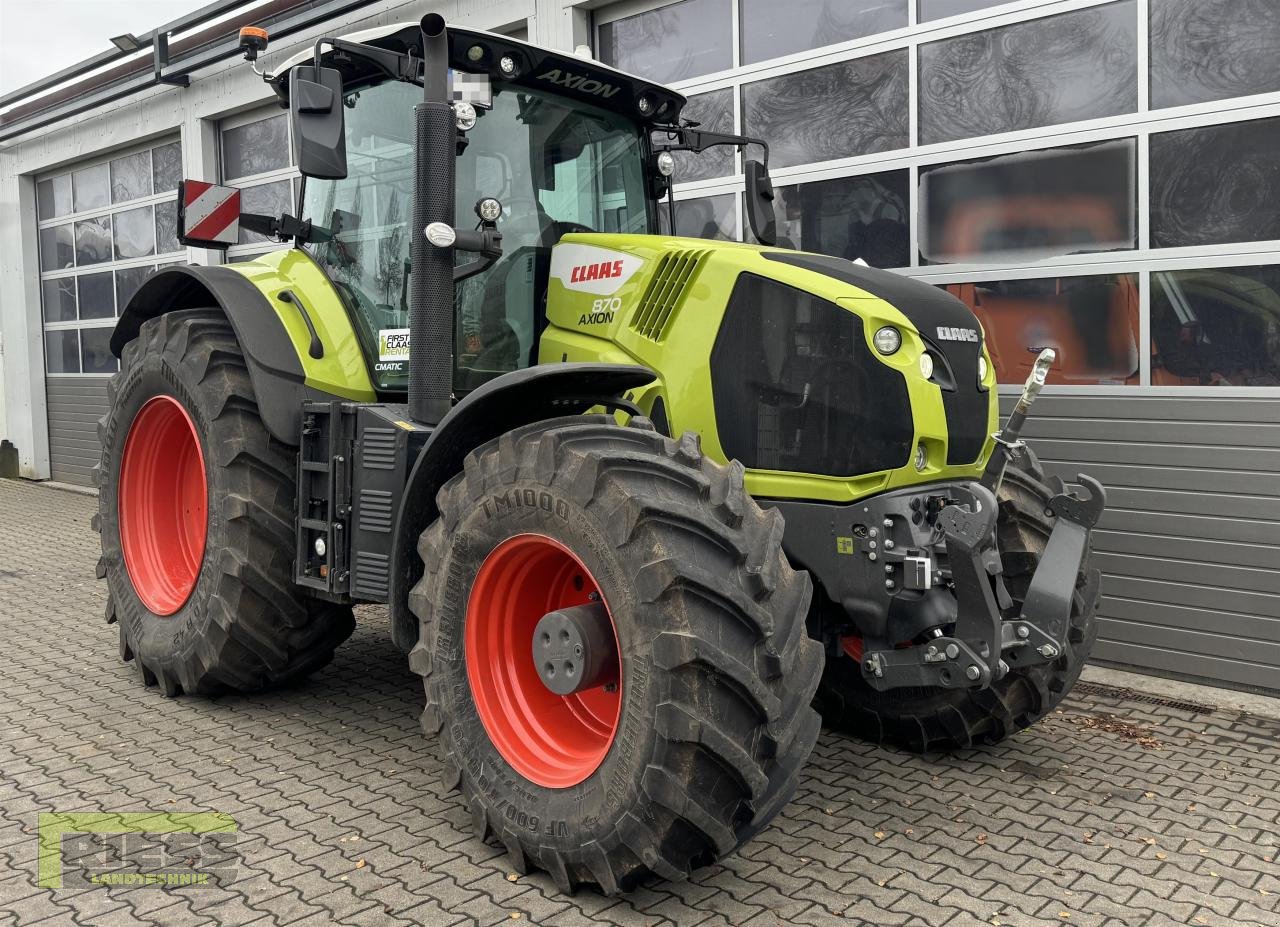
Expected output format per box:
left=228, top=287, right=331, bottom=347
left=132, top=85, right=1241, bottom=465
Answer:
left=919, top=352, right=934, bottom=380
left=914, top=443, right=928, bottom=472
left=978, top=355, right=989, bottom=383
left=655, top=151, right=676, bottom=177
left=873, top=326, right=901, bottom=355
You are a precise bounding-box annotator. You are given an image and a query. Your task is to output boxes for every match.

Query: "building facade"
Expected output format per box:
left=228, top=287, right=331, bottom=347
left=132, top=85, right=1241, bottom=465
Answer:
left=1, top=0, right=1278, bottom=691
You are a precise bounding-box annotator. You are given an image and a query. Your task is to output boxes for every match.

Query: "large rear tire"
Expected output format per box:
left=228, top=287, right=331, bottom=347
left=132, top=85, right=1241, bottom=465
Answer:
left=815, top=454, right=1101, bottom=751
left=409, top=416, right=823, bottom=893
left=95, top=309, right=354, bottom=696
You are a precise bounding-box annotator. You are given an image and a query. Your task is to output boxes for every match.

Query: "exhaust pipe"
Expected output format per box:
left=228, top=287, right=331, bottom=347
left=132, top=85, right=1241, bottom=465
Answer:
left=408, top=13, right=455, bottom=425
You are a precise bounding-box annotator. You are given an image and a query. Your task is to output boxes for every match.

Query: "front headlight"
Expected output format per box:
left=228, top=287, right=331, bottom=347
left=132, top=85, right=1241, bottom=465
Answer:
left=919, top=352, right=934, bottom=380
left=977, top=354, right=989, bottom=384
left=873, top=326, right=901, bottom=355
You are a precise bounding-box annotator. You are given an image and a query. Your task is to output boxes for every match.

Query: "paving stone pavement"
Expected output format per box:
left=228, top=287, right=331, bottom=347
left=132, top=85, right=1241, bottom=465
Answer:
left=1, top=477, right=1278, bottom=927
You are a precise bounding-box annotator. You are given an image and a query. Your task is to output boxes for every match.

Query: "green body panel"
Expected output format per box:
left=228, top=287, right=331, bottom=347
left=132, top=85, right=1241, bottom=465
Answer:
left=539, top=233, right=998, bottom=503
left=225, top=249, right=377, bottom=402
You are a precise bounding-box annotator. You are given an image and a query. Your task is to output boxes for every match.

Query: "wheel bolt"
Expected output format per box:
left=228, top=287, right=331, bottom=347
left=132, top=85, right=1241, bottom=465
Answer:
left=965, top=665, right=981, bottom=681
left=1016, top=626, right=1030, bottom=639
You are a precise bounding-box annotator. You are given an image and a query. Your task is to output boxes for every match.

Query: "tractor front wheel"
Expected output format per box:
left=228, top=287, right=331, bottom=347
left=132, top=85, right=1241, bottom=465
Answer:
left=409, top=416, right=823, bottom=893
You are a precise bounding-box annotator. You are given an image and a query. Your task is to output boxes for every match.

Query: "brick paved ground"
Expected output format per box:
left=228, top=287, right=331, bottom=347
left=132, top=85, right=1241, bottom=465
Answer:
left=1, top=478, right=1277, bottom=927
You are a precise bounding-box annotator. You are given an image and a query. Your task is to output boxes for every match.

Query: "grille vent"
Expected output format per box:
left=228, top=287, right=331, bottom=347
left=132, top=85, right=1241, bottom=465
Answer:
left=362, top=428, right=397, bottom=470
left=353, top=551, right=390, bottom=600
left=358, top=490, right=394, bottom=533
left=630, top=249, right=708, bottom=341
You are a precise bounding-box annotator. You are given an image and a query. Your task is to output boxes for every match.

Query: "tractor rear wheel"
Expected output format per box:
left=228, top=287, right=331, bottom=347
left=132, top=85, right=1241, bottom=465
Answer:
left=409, top=416, right=823, bottom=893
left=95, top=309, right=354, bottom=696
left=815, top=454, right=1101, bottom=751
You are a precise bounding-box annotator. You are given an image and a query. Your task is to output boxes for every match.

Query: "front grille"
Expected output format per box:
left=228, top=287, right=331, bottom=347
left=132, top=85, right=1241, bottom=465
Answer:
left=710, top=274, right=913, bottom=477
left=629, top=249, right=708, bottom=341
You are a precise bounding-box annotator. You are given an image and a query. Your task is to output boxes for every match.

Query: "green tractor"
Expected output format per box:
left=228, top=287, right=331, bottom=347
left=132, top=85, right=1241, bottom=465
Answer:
left=94, top=16, right=1104, bottom=894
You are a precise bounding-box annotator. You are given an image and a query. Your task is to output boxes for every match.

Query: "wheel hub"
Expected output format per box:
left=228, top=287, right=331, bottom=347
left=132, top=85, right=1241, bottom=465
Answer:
left=532, top=601, right=617, bottom=696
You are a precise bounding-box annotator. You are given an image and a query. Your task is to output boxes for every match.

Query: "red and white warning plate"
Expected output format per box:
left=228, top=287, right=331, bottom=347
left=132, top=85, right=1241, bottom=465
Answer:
left=178, top=180, right=241, bottom=246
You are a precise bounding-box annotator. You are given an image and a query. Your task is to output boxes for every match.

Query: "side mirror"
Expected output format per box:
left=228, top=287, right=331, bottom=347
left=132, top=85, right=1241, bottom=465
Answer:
left=176, top=180, right=242, bottom=248
left=744, top=159, right=777, bottom=247
left=289, top=65, right=347, bottom=179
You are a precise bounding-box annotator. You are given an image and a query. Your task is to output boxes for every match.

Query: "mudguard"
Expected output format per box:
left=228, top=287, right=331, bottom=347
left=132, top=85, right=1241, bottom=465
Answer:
left=387, top=362, right=656, bottom=651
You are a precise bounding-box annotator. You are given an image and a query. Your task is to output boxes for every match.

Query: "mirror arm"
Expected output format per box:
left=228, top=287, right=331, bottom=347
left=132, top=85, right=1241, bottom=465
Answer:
left=311, top=37, right=423, bottom=86
left=452, top=226, right=504, bottom=283
left=655, top=126, right=770, bottom=166
left=239, top=212, right=313, bottom=243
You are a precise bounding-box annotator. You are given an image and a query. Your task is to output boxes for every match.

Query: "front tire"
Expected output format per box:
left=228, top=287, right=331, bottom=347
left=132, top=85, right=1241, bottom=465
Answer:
left=409, top=417, right=823, bottom=893
left=95, top=309, right=354, bottom=696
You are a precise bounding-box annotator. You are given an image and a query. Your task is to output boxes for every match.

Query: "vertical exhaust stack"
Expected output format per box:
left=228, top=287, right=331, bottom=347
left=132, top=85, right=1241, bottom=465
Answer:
left=409, top=14, right=455, bottom=425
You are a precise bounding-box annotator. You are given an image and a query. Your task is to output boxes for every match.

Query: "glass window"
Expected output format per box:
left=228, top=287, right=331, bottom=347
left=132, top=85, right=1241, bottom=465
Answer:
left=238, top=180, right=294, bottom=245
left=37, top=175, right=72, bottom=220
left=222, top=114, right=289, bottom=181
left=1150, top=117, right=1280, bottom=249
left=75, top=215, right=113, bottom=265
left=772, top=170, right=909, bottom=268
left=45, top=330, right=79, bottom=373
left=110, top=150, right=150, bottom=203
left=657, top=89, right=735, bottom=183
left=740, top=0, right=906, bottom=65
left=152, top=141, right=183, bottom=193
left=72, top=162, right=110, bottom=212
left=42, top=278, right=77, bottom=323
left=742, top=51, right=908, bottom=169
left=598, top=0, right=733, bottom=84
left=943, top=274, right=1140, bottom=385
left=155, top=199, right=181, bottom=254
left=919, top=139, right=1136, bottom=264
left=116, top=265, right=154, bottom=310
left=113, top=205, right=156, bottom=259
left=80, top=327, right=118, bottom=374
left=77, top=271, right=115, bottom=320
left=1150, top=0, right=1280, bottom=109
left=919, top=0, right=1013, bottom=20
left=1151, top=266, right=1280, bottom=386
left=662, top=193, right=737, bottom=240
left=39, top=224, right=75, bottom=272
left=919, top=2, right=1137, bottom=146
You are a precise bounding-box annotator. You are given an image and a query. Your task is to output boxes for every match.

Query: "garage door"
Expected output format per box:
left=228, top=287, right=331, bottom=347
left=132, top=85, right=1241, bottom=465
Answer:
left=36, top=139, right=185, bottom=484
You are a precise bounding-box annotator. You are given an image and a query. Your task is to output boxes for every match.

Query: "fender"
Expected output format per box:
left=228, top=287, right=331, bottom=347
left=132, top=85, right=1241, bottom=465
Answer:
left=386, top=362, right=656, bottom=651
left=111, top=264, right=317, bottom=445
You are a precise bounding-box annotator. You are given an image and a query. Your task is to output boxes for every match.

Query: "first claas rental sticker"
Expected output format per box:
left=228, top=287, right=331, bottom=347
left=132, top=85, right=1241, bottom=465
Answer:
left=378, top=329, right=410, bottom=361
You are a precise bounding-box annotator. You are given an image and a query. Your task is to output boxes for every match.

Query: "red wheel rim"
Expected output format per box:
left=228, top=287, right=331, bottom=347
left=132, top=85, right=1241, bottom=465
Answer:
left=465, top=534, right=622, bottom=789
left=118, top=396, right=208, bottom=616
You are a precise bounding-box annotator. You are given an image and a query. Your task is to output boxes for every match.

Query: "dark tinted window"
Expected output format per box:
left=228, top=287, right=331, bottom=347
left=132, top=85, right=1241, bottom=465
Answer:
left=80, top=327, right=119, bottom=374
left=597, top=0, right=733, bottom=84
left=1151, top=266, right=1280, bottom=386
left=919, top=2, right=1136, bottom=145
left=662, top=194, right=737, bottom=240
left=740, top=0, right=906, bottom=65
left=37, top=175, right=72, bottom=220
left=77, top=271, right=115, bottom=320
left=919, top=139, right=1136, bottom=264
left=42, top=278, right=76, bottom=323
left=1150, top=117, right=1280, bottom=249
left=222, top=115, right=289, bottom=181
left=742, top=50, right=908, bottom=169
left=39, top=225, right=74, bottom=272
left=1151, top=0, right=1280, bottom=108
left=773, top=170, right=909, bottom=268
left=45, top=330, right=79, bottom=373
left=658, top=89, right=735, bottom=182
left=944, top=275, right=1140, bottom=385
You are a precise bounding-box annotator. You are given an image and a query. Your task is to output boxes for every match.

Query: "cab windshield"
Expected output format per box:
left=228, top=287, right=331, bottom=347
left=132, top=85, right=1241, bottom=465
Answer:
left=301, top=76, right=654, bottom=393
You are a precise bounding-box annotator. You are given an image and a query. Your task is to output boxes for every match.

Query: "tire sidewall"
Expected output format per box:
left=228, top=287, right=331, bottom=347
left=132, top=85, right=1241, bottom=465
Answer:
left=100, top=335, right=222, bottom=670
left=428, top=478, right=662, bottom=851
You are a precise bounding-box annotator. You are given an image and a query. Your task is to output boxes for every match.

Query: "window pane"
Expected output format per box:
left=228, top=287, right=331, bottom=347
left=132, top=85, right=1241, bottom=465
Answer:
left=75, top=215, right=113, bottom=265
left=155, top=199, right=182, bottom=254
left=773, top=171, right=909, bottom=267
left=78, top=271, right=115, bottom=320
left=42, top=277, right=77, bottom=323
left=662, top=193, right=737, bottom=240
left=943, top=275, right=1140, bottom=385
left=222, top=115, right=289, bottom=180
left=741, top=0, right=906, bottom=65
left=597, top=0, right=732, bottom=84
left=38, top=175, right=72, bottom=220
left=39, top=224, right=75, bottom=272
left=659, top=89, right=734, bottom=183
left=238, top=180, right=293, bottom=244
left=1151, top=0, right=1280, bottom=109
left=919, top=139, right=1136, bottom=264
left=1150, top=117, right=1280, bottom=249
left=919, top=2, right=1136, bottom=146
left=919, top=0, right=1013, bottom=21
left=45, top=330, right=79, bottom=373
left=110, top=150, right=150, bottom=203
left=72, top=162, right=110, bottom=212
left=113, top=205, right=156, bottom=259
left=80, top=327, right=119, bottom=374
left=742, top=51, right=908, bottom=169
left=152, top=141, right=182, bottom=193
left=116, top=265, right=155, bottom=310
left=1151, top=266, right=1280, bottom=386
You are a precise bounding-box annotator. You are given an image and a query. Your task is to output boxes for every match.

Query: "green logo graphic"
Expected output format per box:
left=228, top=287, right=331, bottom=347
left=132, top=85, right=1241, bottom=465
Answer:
left=38, top=812, right=237, bottom=889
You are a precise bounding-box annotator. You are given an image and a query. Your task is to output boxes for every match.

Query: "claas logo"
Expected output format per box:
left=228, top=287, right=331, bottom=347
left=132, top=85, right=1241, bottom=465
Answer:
left=569, top=261, right=625, bottom=283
